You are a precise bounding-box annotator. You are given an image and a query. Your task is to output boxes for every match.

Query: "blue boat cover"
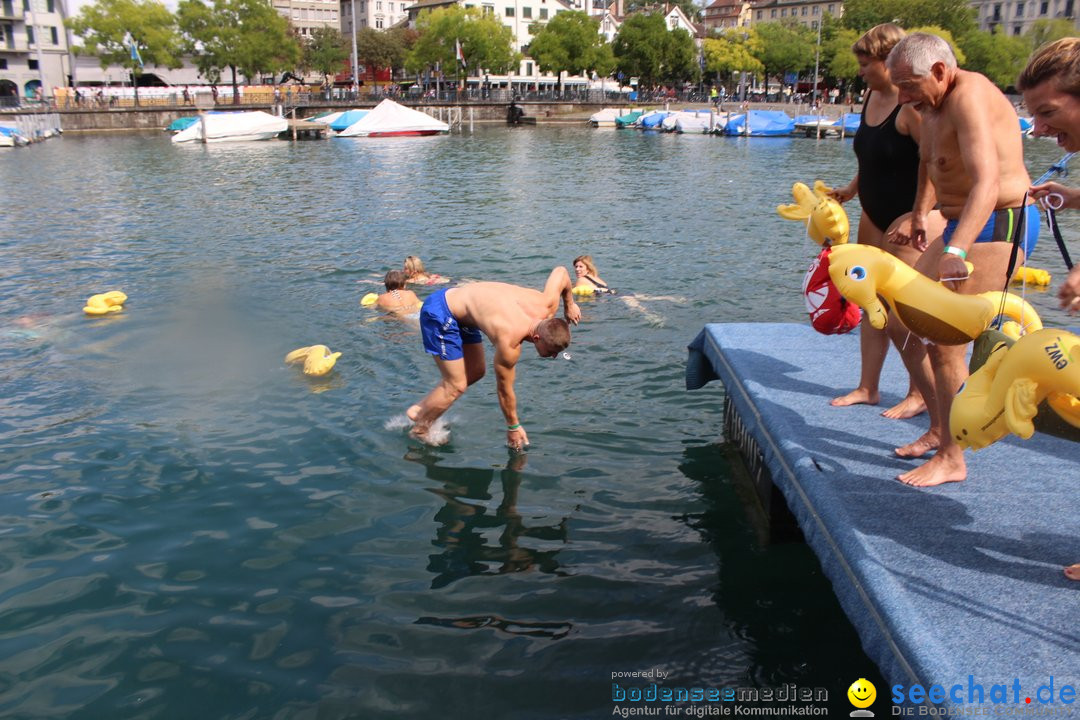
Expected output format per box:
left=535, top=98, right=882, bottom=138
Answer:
left=166, top=116, right=199, bottom=132
left=723, top=110, right=795, bottom=136
left=639, top=111, right=669, bottom=129
left=841, top=113, right=861, bottom=135
left=330, top=109, right=369, bottom=132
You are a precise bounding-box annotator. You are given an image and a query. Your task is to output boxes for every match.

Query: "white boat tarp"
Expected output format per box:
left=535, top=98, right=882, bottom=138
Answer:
left=337, top=99, right=449, bottom=137
left=171, top=111, right=288, bottom=143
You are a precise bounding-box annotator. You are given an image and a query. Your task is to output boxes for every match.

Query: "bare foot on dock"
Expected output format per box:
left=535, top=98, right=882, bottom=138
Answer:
left=881, top=394, right=927, bottom=420
left=831, top=388, right=879, bottom=407
left=1065, top=564, right=1080, bottom=581
left=897, top=452, right=966, bottom=487
left=894, top=432, right=939, bottom=458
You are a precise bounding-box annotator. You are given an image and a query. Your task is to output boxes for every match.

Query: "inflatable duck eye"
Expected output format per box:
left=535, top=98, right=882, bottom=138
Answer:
left=848, top=266, right=867, bottom=281
left=955, top=381, right=967, bottom=396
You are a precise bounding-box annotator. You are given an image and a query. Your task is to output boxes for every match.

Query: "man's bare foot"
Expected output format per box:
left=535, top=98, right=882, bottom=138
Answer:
left=406, top=404, right=421, bottom=422
left=1065, top=564, right=1080, bottom=581
left=894, top=432, right=939, bottom=458
left=831, top=388, right=880, bottom=407
left=897, top=452, right=966, bottom=487
left=881, top=394, right=927, bottom=420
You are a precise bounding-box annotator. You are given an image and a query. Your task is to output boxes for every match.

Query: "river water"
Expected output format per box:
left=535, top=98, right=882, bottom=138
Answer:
left=0, top=126, right=1074, bottom=720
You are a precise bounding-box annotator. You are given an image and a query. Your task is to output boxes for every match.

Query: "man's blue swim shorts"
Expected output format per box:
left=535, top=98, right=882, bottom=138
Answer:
left=419, top=289, right=483, bottom=361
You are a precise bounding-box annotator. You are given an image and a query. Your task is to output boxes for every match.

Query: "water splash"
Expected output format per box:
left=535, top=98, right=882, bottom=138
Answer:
left=383, top=414, right=451, bottom=446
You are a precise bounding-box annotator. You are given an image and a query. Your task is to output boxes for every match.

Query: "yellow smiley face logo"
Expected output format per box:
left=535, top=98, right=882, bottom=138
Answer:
left=848, top=678, right=876, bottom=708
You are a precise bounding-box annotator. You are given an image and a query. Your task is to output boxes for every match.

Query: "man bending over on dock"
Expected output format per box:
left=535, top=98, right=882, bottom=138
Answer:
left=406, top=268, right=581, bottom=450
left=886, top=33, right=1038, bottom=487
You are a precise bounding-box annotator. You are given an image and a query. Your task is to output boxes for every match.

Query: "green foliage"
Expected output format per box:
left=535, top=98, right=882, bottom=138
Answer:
left=753, top=20, right=815, bottom=80
left=1026, top=19, right=1080, bottom=51
left=824, top=27, right=860, bottom=81
left=177, top=0, right=300, bottom=98
left=302, top=26, right=349, bottom=82
left=528, top=11, right=614, bottom=78
left=959, top=27, right=1031, bottom=89
left=906, top=26, right=966, bottom=66
left=68, top=0, right=182, bottom=103
left=702, top=29, right=763, bottom=82
left=626, top=0, right=699, bottom=23
left=841, top=0, right=977, bottom=39
left=356, top=28, right=407, bottom=86
left=613, top=13, right=698, bottom=86
left=405, top=5, right=519, bottom=76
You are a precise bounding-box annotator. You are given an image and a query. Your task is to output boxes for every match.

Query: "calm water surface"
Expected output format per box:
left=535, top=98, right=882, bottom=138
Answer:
left=1, top=127, right=1075, bottom=719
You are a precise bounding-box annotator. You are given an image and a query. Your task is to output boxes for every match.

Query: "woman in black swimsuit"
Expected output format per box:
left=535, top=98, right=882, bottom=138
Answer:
left=828, top=24, right=930, bottom=420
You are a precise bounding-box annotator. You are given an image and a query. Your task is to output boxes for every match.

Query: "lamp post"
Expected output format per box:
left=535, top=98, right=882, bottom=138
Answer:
left=810, top=17, right=822, bottom=108
left=350, top=0, right=360, bottom=98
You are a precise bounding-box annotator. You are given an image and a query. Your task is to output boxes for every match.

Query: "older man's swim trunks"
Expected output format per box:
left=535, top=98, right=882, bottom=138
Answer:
left=943, top=204, right=1040, bottom=257
left=420, top=289, right=483, bottom=361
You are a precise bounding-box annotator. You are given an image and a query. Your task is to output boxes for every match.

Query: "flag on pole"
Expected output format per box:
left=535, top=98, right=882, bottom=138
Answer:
left=455, top=38, right=466, bottom=70
left=125, top=32, right=144, bottom=69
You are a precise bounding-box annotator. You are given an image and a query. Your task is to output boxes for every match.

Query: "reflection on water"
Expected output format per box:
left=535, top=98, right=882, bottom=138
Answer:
left=1, top=129, right=1075, bottom=719
left=409, top=450, right=570, bottom=588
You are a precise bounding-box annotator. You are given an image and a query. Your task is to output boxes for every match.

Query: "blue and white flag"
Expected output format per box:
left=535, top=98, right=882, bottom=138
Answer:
left=124, top=32, right=143, bottom=69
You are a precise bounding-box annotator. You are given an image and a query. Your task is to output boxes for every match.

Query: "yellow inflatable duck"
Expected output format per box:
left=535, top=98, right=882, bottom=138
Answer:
left=951, top=329, right=1080, bottom=450
left=1011, top=266, right=1052, bottom=286
left=826, top=244, right=1042, bottom=345
left=777, top=180, right=850, bottom=246
left=572, top=285, right=595, bottom=297
left=285, top=345, right=342, bottom=377
left=360, top=293, right=379, bottom=307
left=83, top=290, right=127, bottom=316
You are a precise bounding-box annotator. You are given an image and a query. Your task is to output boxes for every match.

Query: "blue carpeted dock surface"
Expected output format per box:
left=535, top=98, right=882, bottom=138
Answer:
left=687, top=323, right=1079, bottom=713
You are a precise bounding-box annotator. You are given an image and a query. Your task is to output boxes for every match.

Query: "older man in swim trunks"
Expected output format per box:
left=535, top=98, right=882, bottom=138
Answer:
left=886, top=33, right=1039, bottom=487
left=406, top=267, right=581, bottom=450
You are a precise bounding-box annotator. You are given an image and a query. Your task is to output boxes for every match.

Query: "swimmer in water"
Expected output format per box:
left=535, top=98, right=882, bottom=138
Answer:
left=572, top=255, right=615, bottom=294
left=404, top=255, right=450, bottom=286
left=376, top=270, right=422, bottom=315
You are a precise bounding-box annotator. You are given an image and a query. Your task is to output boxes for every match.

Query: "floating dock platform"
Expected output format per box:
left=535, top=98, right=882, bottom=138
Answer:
left=687, top=323, right=1079, bottom=713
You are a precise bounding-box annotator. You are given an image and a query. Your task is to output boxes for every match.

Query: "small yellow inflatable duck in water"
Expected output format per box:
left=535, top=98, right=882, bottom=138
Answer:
left=83, top=290, right=127, bottom=316
left=285, top=345, right=342, bottom=377
left=776, top=180, right=850, bottom=246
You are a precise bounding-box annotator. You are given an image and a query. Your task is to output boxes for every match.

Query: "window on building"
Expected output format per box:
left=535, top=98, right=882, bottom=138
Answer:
left=756, top=10, right=761, bottom=19
left=780, top=7, right=786, bottom=15
left=539, top=7, right=547, bottom=18
left=505, top=6, right=514, bottom=15
left=522, top=6, right=531, bottom=17
left=375, top=17, right=383, bottom=27
left=49, top=25, right=56, bottom=43
left=1016, top=1, right=1025, bottom=15
left=1, top=1, right=11, bottom=17
left=526, top=61, right=533, bottom=75
left=801, top=6, right=807, bottom=15
left=770, top=8, right=776, bottom=17
left=22, top=0, right=27, bottom=11
left=0, top=58, right=6, bottom=69
left=827, top=3, right=834, bottom=13
left=1067, top=0, right=1075, bottom=16
left=1014, top=24, right=1022, bottom=33
left=993, top=3, right=1002, bottom=19
left=1040, top=1, right=1048, bottom=13
left=812, top=6, right=819, bottom=15
left=811, top=19, right=818, bottom=29
left=376, top=1, right=381, bottom=9
left=28, top=57, right=37, bottom=69
left=46, top=0, right=54, bottom=10
left=25, top=25, right=32, bottom=44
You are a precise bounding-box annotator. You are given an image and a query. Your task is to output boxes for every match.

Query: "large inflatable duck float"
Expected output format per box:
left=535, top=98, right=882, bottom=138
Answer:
left=951, top=328, right=1080, bottom=450
left=826, top=244, right=1041, bottom=345
left=83, top=290, right=127, bottom=316
left=285, top=345, right=341, bottom=377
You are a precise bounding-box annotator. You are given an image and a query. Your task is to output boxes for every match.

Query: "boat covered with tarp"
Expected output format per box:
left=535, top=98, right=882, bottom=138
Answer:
left=638, top=110, right=669, bottom=129
left=171, top=111, right=288, bottom=143
left=614, top=110, right=645, bottom=128
left=722, top=110, right=795, bottom=137
left=166, top=116, right=200, bottom=133
left=337, top=99, right=448, bottom=137
left=668, top=110, right=716, bottom=133
left=329, top=110, right=369, bottom=132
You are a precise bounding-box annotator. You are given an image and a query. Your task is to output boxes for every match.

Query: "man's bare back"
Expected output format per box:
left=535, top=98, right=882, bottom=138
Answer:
left=445, top=282, right=560, bottom=349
